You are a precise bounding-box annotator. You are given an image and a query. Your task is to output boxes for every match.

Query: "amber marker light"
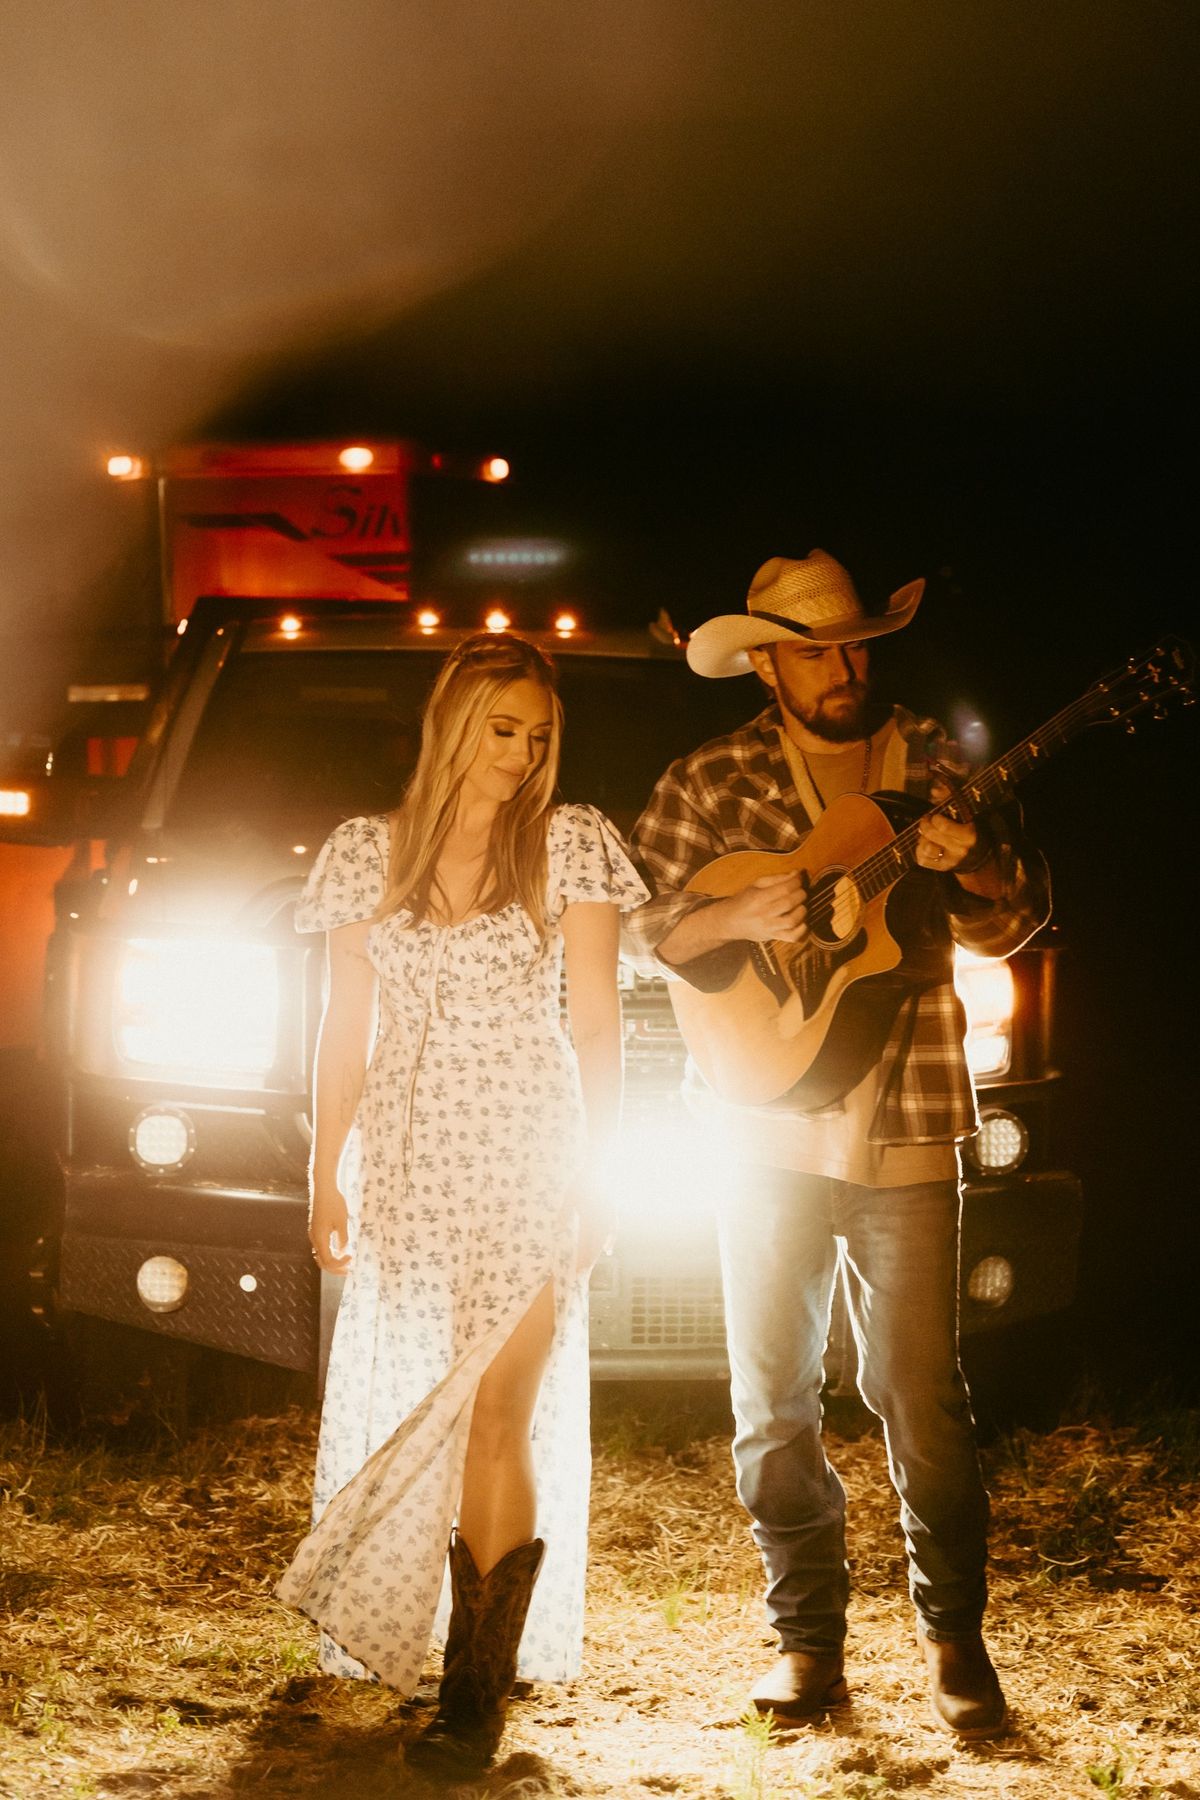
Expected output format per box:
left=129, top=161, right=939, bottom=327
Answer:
left=481, top=456, right=510, bottom=483
left=279, top=614, right=302, bottom=638
left=106, top=454, right=145, bottom=480
left=554, top=611, right=578, bottom=637
left=338, top=445, right=374, bottom=472
left=485, top=607, right=512, bottom=632
left=0, top=789, right=32, bottom=818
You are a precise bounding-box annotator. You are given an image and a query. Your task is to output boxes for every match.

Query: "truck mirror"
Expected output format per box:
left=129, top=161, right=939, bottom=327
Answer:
left=0, top=729, right=141, bottom=848
left=0, top=770, right=135, bottom=847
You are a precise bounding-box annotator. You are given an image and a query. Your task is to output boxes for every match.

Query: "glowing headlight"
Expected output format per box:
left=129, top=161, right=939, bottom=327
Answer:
left=136, top=1255, right=189, bottom=1313
left=955, top=949, right=1015, bottom=1079
left=966, top=1255, right=1014, bottom=1308
left=114, top=938, right=279, bottom=1075
left=605, top=1120, right=740, bottom=1234
left=130, top=1106, right=194, bottom=1172
left=968, top=1107, right=1030, bottom=1175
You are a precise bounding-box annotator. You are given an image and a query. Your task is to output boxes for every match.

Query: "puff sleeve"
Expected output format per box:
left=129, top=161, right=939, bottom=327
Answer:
left=294, top=814, right=390, bottom=933
left=550, top=804, right=649, bottom=914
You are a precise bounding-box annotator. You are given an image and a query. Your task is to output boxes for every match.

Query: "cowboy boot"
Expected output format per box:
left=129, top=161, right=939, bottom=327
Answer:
left=918, top=1624, right=1009, bottom=1739
left=406, top=1533, right=545, bottom=1778
left=748, top=1648, right=849, bottom=1722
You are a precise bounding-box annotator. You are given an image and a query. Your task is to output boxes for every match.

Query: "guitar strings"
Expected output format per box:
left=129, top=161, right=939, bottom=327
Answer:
left=791, top=649, right=1184, bottom=938
left=795, top=677, right=1154, bottom=938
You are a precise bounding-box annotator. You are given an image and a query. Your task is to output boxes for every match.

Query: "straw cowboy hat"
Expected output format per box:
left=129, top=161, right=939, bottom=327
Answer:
left=686, top=549, right=925, bottom=679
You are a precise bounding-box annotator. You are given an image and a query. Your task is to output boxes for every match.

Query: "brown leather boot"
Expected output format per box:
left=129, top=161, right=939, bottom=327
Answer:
left=406, top=1533, right=545, bottom=1779
left=748, top=1649, right=849, bottom=1722
left=918, top=1625, right=1008, bottom=1739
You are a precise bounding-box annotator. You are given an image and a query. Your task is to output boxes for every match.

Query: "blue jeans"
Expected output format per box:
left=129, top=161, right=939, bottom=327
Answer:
left=716, top=1168, right=989, bottom=1654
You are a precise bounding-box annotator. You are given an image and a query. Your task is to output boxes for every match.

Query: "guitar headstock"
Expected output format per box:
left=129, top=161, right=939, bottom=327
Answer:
left=1084, top=636, right=1195, bottom=733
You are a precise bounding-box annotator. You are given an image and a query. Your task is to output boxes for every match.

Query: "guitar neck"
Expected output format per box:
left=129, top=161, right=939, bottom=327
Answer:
left=853, top=692, right=1096, bottom=903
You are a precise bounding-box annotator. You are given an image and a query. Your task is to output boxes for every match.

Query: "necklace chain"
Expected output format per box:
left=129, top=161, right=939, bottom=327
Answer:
left=797, top=732, right=872, bottom=811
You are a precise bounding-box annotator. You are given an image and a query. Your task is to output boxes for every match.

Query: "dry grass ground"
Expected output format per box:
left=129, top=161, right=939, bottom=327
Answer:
left=1, top=1387, right=1198, bottom=1800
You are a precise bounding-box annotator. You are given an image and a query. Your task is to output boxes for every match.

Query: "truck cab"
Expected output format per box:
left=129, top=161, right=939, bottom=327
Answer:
left=2, top=593, right=1081, bottom=1398
left=0, top=442, right=1082, bottom=1404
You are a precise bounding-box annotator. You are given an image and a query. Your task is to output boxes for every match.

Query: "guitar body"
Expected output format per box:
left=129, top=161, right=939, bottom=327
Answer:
left=669, top=791, right=929, bottom=1109
left=666, top=636, right=1193, bottom=1111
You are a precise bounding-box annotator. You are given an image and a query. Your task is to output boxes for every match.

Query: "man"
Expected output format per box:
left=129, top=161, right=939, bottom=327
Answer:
left=624, top=549, right=1050, bottom=1738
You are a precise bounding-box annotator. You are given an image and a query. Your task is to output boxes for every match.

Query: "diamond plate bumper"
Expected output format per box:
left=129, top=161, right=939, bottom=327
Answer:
left=59, top=1173, right=317, bottom=1370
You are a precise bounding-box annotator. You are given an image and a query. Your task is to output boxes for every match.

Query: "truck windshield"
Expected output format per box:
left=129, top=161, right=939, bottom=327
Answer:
left=165, top=646, right=756, bottom=839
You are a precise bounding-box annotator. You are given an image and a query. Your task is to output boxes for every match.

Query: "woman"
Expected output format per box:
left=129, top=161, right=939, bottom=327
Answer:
left=276, top=632, right=646, bottom=1778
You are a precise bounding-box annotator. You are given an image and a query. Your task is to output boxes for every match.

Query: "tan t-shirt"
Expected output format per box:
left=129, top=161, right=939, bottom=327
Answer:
left=683, top=722, right=958, bottom=1189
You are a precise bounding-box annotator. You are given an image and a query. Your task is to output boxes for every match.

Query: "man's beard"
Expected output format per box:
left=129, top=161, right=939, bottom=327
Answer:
left=776, top=676, right=871, bottom=744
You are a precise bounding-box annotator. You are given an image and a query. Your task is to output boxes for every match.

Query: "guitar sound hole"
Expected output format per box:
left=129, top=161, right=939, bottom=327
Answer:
left=808, top=867, right=861, bottom=950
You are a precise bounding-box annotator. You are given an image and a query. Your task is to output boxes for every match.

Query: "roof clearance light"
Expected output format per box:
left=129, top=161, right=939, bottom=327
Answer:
left=0, top=789, right=32, bottom=818
left=106, top=454, right=145, bottom=480
left=554, top=612, right=578, bottom=636
left=338, top=445, right=374, bottom=472
left=416, top=608, right=441, bottom=632
left=279, top=614, right=302, bottom=638
left=485, top=608, right=511, bottom=633
left=481, top=456, right=510, bottom=483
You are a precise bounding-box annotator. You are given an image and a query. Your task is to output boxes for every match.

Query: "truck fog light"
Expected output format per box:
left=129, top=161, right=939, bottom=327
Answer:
left=130, top=1107, right=195, bottom=1173
left=967, top=1255, right=1014, bottom=1308
left=967, top=1108, right=1029, bottom=1174
left=136, top=1255, right=189, bottom=1313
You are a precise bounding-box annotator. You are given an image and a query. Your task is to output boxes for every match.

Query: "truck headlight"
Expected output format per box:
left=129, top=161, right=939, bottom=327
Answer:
left=966, top=1107, right=1030, bottom=1175
left=966, top=1254, right=1014, bottom=1308
left=136, top=1255, right=189, bottom=1313
left=114, top=937, right=279, bottom=1076
left=606, top=1120, right=739, bottom=1234
left=130, top=1105, right=195, bottom=1172
left=955, top=949, right=1015, bottom=1079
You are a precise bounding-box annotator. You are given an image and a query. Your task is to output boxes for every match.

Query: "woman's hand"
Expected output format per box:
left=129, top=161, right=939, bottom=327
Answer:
left=309, top=1179, right=353, bottom=1275
left=565, top=1171, right=618, bottom=1275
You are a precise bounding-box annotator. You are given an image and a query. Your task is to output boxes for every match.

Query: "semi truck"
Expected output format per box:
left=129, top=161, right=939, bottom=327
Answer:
left=0, top=442, right=1083, bottom=1413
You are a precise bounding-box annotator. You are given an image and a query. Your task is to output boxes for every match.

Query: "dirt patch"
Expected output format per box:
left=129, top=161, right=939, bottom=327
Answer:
left=1, top=1391, right=1198, bottom=1799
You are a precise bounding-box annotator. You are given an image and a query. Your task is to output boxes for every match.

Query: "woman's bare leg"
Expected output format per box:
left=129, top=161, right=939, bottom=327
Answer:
left=457, top=1279, right=557, bottom=1573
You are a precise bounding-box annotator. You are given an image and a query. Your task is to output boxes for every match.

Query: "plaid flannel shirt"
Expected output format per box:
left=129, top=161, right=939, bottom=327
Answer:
left=623, top=703, right=1051, bottom=1144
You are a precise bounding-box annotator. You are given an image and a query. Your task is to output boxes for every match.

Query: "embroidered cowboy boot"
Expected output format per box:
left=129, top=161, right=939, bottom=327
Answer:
left=405, top=1532, right=545, bottom=1778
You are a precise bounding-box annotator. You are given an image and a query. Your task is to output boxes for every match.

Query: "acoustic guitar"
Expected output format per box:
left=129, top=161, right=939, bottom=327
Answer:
left=669, top=637, right=1194, bottom=1109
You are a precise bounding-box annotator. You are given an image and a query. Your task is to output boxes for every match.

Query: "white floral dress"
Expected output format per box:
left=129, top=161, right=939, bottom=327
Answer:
left=276, top=802, right=647, bottom=1694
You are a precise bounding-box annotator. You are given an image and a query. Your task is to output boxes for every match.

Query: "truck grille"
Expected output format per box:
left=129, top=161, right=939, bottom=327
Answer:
left=629, top=1273, right=727, bottom=1348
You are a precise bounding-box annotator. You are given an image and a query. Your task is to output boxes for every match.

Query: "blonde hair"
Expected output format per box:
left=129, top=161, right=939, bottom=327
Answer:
left=378, top=633, right=563, bottom=934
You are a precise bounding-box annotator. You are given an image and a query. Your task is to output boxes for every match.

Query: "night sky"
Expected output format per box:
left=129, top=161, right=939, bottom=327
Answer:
left=3, top=2, right=1197, bottom=1390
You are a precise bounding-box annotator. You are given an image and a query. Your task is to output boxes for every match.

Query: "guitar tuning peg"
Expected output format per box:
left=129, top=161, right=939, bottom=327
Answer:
left=1153, top=703, right=1168, bottom=720
left=1125, top=720, right=1138, bottom=735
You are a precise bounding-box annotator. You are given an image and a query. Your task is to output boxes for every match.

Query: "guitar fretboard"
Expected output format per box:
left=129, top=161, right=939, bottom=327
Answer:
left=806, top=644, right=1189, bottom=930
